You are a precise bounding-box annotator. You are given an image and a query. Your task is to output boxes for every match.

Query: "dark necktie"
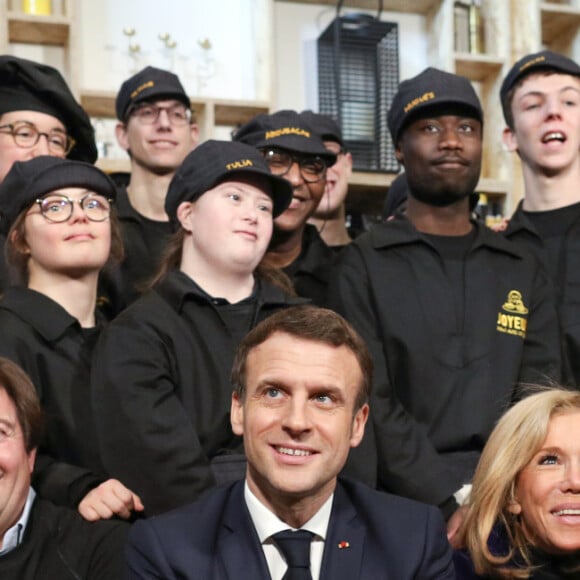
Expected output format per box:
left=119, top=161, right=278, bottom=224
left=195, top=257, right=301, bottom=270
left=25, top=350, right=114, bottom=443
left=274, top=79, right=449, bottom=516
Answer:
left=272, top=529, right=314, bottom=580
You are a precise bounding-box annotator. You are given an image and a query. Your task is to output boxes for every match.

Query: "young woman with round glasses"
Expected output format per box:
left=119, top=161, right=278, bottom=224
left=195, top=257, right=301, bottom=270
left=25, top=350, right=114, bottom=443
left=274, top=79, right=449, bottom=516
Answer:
left=0, top=155, right=143, bottom=522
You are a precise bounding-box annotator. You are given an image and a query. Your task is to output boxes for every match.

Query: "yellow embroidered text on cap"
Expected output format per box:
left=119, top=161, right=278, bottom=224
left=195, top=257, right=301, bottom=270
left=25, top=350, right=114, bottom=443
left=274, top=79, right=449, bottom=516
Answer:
left=404, top=91, right=435, bottom=114
left=130, top=80, right=155, bottom=99
left=265, top=127, right=310, bottom=140
left=226, top=159, right=253, bottom=171
left=520, top=55, right=546, bottom=72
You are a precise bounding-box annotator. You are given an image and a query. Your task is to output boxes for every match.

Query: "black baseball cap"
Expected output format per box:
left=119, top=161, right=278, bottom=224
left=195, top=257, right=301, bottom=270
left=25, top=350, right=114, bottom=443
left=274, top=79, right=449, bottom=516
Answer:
left=165, top=140, right=293, bottom=224
left=0, top=55, right=97, bottom=163
left=116, top=66, right=190, bottom=121
left=500, top=50, right=580, bottom=124
left=387, top=67, right=483, bottom=145
left=300, top=110, right=345, bottom=148
left=0, top=156, right=117, bottom=235
left=233, top=110, right=337, bottom=166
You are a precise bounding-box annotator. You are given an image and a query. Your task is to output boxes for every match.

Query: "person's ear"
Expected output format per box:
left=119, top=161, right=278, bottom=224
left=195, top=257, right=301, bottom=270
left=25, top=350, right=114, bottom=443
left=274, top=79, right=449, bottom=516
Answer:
left=10, top=227, right=30, bottom=255
left=115, top=122, right=130, bottom=152
left=507, top=501, right=522, bottom=515
left=189, top=123, right=200, bottom=149
left=230, top=392, right=244, bottom=436
left=28, top=447, right=37, bottom=474
left=395, top=146, right=404, bottom=165
left=502, top=126, right=518, bottom=153
left=176, top=201, right=195, bottom=232
left=349, top=403, right=369, bottom=448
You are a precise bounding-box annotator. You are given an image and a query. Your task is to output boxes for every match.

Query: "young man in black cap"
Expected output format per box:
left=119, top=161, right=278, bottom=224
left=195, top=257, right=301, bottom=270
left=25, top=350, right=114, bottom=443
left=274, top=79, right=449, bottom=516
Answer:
left=500, top=50, right=580, bottom=386
left=330, top=67, right=561, bottom=537
left=0, top=55, right=97, bottom=290
left=302, top=111, right=355, bottom=250
left=114, top=66, right=199, bottom=305
left=233, top=109, right=337, bottom=306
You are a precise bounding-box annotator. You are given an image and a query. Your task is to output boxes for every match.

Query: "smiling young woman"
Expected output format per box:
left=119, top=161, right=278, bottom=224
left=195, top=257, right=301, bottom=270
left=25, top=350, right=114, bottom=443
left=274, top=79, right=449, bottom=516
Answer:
left=0, top=155, right=144, bottom=523
left=91, top=140, right=307, bottom=516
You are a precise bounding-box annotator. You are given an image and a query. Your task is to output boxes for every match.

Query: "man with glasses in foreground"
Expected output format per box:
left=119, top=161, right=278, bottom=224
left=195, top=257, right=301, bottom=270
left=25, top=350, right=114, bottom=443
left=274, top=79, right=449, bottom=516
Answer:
left=0, top=55, right=97, bottom=291
left=233, top=110, right=336, bottom=306
left=114, top=66, right=198, bottom=305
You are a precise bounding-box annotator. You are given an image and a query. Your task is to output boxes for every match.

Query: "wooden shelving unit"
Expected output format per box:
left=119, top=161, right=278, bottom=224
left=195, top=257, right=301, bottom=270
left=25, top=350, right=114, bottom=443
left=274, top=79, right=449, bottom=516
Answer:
left=540, top=1, right=580, bottom=47
left=80, top=90, right=269, bottom=143
left=273, top=0, right=440, bottom=15
left=0, top=2, right=78, bottom=92
left=6, top=0, right=580, bottom=217
left=453, top=53, right=504, bottom=82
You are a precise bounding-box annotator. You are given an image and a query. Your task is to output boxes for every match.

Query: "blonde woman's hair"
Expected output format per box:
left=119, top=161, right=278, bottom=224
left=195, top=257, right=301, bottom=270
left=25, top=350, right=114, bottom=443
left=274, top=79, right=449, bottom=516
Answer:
left=459, top=387, right=580, bottom=578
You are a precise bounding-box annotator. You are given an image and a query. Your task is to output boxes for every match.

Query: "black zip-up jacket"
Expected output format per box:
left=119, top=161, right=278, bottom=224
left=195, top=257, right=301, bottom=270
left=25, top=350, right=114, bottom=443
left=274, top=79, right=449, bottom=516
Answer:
left=0, top=497, right=128, bottom=580
left=504, top=200, right=580, bottom=385
left=282, top=224, right=336, bottom=307
left=92, top=271, right=306, bottom=516
left=96, top=186, right=173, bottom=317
left=329, top=216, right=561, bottom=508
left=0, top=288, right=108, bottom=507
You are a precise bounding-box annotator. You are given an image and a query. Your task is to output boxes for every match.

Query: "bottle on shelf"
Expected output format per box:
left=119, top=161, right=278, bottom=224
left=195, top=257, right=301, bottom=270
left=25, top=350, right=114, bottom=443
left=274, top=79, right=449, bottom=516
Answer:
left=22, top=0, right=52, bottom=15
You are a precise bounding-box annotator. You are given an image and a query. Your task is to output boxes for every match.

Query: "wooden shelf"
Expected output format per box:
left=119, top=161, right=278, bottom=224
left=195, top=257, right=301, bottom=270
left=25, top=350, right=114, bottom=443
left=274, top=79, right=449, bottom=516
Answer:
left=214, top=100, right=269, bottom=127
left=273, top=0, right=440, bottom=15
left=454, top=53, right=504, bottom=82
left=80, top=90, right=269, bottom=128
left=540, top=2, right=580, bottom=46
left=96, top=158, right=130, bottom=174
left=80, top=90, right=117, bottom=118
left=476, top=178, right=508, bottom=197
left=7, top=11, right=70, bottom=45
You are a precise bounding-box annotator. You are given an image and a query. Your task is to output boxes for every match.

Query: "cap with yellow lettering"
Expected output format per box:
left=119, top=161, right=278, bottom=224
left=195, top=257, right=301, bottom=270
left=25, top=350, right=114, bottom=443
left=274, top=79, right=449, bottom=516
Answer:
left=500, top=50, right=580, bottom=125
left=233, top=109, right=336, bottom=166
left=165, top=140, right=293, bottom=224
left=116, top=66, right=190, bottom=121
left=387, top=67, right=483, bottom=145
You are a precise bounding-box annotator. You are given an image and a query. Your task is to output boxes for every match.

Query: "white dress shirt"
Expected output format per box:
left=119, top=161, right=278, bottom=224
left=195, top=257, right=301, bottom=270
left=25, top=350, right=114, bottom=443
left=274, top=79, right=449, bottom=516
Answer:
left=245, top=482, right=333, bottom=580
left=0, top=487, right=36, bottom=555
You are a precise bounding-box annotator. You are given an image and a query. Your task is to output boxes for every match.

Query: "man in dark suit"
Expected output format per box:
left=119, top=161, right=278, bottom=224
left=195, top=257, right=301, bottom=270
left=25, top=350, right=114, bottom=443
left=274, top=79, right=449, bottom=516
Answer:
left=126, top=305, right=455, bottom=579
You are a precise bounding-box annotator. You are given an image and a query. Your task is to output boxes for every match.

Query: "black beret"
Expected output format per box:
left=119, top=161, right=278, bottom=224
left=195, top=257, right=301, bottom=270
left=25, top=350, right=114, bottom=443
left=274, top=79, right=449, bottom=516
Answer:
left=300, top=110, right=345, bottom=148
left=165, top=140, right=293, bottom=224
left=387, top=67, right=483, bottom=144
left=500, top=50, right=580, bottom=124
left=233, top=109, right=337, bottom=166
left=0, top=156, right=117, bottom=235
left=116, top=66, right=190, bottom=121
left=0, top=55, right=97, bottom=163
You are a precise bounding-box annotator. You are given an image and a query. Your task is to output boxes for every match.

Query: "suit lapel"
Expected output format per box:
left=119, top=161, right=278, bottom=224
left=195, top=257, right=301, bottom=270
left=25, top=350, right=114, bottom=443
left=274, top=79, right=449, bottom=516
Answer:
left=217, top=481, right=272, bottom=580
left=319, top=483, right=366, bottom=580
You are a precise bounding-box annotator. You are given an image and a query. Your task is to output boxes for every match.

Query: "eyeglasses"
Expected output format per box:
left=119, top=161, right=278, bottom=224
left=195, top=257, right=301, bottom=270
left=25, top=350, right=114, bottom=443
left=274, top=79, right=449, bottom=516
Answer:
left=33, top=193, right=113, bottom=223
left=261, top=148, right=327, bottom=183
left=0, top=122, right=75, bottom=156
left=128, top=103, right=192, bottom=126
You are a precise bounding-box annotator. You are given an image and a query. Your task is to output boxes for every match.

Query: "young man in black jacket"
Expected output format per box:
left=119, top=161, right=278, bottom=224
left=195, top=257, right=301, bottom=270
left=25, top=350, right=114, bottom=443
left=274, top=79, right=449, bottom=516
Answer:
left=330, top=67, right=561, bottom=540
left=500, top=50, right=580, bottom=386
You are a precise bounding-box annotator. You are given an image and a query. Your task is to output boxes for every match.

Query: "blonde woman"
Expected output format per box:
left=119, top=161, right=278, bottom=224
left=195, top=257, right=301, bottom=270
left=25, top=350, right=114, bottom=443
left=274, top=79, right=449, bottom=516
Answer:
left=455, top=388, right=580, bottom=578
